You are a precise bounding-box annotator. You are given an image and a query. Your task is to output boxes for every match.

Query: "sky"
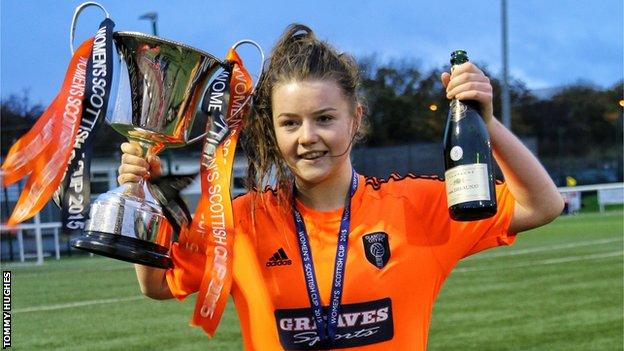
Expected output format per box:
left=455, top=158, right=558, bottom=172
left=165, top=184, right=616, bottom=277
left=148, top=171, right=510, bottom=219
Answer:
left=0, top=0, right=622, bottom=106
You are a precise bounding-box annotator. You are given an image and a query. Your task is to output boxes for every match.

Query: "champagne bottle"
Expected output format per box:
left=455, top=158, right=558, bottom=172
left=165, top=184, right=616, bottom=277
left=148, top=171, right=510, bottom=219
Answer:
left=443, top=50, right=497, bottom=221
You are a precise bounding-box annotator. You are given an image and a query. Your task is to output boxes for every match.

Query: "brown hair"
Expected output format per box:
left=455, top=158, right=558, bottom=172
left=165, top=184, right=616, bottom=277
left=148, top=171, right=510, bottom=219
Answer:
left=242, top=23, right=368, bottom=200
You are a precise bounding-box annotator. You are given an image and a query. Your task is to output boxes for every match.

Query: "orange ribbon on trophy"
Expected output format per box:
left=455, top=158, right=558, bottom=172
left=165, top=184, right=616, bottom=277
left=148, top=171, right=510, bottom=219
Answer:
left=179, top=48, right=253, bottom=337
left=2, top=38, right=93, bottom=225
left=3, top=15, right=115, bottom=233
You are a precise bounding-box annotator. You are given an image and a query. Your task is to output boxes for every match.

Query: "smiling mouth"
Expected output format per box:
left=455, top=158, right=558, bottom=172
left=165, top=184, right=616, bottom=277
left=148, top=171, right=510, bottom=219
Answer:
left=298, top=151, right=328, bottom=160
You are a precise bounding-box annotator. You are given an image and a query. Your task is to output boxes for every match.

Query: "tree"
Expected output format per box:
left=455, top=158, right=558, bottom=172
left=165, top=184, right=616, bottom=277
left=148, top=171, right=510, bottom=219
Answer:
left=360, top=57, right=446, bottom=146
left=2, top=65, right=621, bottom=183
left=1, top=92, right=43, bottom=155
left=358, top=57, right=537, bottom=146
left=520, top=82, right=623, bottom=158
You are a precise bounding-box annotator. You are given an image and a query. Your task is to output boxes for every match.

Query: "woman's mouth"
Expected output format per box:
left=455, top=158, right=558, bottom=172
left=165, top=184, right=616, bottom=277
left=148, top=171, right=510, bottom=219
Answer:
left=298, top=151, right=328, bottom=160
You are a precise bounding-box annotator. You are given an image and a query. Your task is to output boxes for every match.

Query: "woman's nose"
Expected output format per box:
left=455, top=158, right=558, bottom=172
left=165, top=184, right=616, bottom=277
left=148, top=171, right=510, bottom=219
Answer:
left=298, top=120, right=319, bottom=145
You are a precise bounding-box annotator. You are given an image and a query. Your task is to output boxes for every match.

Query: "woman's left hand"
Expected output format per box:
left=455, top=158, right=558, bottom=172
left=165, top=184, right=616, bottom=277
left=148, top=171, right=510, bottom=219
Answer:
left=441, top=63, right=494, bottom=124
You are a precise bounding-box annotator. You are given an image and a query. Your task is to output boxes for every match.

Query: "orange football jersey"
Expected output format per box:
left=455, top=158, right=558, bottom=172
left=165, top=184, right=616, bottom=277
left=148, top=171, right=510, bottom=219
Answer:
left=167, top=173, right=516, bottom=350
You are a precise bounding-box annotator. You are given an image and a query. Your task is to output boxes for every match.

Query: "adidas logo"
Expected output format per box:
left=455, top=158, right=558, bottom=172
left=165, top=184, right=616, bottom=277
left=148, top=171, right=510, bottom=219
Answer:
left=266, top=248, right=292, bottom=267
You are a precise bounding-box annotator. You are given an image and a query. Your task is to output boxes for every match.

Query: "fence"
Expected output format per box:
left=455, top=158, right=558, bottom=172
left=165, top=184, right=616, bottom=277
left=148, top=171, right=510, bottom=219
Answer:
left=0, top=213, right=61, bottom=265
left=3, top=181, right=622, bottom=265
left=557, top=182, right=624, bottom=214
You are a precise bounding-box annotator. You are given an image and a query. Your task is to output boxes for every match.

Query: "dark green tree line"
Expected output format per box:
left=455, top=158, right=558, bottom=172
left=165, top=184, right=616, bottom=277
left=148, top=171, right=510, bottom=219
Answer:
left=358, top=57, right=622, bottom=164
left=2, top=62, right=622, bottom=180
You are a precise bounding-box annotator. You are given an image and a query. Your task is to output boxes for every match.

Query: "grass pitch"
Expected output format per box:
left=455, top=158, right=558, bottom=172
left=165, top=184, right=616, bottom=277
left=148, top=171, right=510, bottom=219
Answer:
left=4, top=211, right=623, bottom=350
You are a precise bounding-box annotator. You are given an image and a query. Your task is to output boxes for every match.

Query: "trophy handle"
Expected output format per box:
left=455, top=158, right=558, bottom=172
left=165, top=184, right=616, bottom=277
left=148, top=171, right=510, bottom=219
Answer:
left=231, top=39, right=265, bottom=94
left=69, top=2, right=111, bottom=55
left=186, top=39, right=265, bottom=146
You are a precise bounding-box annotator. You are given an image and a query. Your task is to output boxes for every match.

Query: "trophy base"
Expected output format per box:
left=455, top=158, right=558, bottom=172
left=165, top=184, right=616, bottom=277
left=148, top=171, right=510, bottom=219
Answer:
left=71, top=231, right=173, bottom=269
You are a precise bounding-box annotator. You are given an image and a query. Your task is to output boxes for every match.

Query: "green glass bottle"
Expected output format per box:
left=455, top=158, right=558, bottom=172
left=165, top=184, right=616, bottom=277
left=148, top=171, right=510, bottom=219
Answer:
left=443, top=50, right=497, bottom=221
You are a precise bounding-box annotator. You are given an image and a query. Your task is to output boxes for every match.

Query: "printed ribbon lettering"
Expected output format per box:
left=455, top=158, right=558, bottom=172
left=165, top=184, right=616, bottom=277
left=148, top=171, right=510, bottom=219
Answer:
left=59, top=18, right=115, bottom=235
left=3, top=38, right=94, bottom=225
left=178, top=49, right=253, bottom=337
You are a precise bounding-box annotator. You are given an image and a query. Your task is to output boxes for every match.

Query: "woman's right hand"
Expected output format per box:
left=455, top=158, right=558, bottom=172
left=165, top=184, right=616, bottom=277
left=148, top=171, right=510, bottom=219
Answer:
left=117, top=141, right=162, bottom=185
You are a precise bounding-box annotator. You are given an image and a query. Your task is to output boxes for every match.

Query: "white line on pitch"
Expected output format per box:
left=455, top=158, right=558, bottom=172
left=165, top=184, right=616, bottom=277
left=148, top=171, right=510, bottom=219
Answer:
left=13, top=296, right=144, bottom=314
left=466, top=238, right=622, bottom=260
left=456, top=251, right=623, bottom=273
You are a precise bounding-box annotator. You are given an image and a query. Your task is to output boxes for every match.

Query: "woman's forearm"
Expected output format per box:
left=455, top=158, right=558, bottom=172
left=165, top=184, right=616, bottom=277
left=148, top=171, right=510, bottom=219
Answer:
left=488, top=118, right=564, bottom=233
left=134, top=264, right=174, bottom=300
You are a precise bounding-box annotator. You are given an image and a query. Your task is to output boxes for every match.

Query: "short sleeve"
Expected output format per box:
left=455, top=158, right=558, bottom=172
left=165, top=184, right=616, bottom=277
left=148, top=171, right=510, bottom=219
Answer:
left=166, top=242, right=206, bottom=300
left=165, top=193, right=252, bottom=300
left=420, top=181, right=517, bottom=274
left=461, top=183, right=517, bottom=257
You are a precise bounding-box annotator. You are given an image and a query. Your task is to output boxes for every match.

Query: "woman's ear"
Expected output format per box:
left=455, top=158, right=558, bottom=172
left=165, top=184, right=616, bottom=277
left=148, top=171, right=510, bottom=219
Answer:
left=353, top=103, right=364, bottom=133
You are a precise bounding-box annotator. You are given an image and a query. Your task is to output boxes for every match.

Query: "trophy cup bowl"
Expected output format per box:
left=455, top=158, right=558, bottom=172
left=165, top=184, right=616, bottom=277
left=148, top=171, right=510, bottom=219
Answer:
left=71, top=32, right=223, bottom=268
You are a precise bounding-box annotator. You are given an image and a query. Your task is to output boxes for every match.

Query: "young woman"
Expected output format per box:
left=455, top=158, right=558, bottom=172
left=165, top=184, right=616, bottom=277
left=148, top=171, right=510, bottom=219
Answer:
left=118, top=24, right=563, bottom=350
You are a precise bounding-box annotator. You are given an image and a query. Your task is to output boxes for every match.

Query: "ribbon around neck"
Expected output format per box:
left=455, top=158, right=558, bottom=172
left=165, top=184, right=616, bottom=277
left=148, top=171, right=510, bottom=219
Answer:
left=292, top=170, right=358, bottom=345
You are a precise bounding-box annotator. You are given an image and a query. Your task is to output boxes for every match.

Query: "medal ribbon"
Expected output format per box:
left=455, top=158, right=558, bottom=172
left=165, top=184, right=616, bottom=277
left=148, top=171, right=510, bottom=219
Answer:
left=292, top=170, right=358, bottom=342
left=3, top=38, right=94, bottom=225
left=180, top=48, right=252, bottom=337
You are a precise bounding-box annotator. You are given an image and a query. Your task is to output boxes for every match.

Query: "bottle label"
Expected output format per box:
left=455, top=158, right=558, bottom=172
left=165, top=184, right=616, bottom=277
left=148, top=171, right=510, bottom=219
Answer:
left=445, top=164, right=491, bottom=206
left=450, top=100, right=467, bottom=122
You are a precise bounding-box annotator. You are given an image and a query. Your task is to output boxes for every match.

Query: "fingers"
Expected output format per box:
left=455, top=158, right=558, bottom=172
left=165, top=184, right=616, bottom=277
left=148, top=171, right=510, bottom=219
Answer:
left=444, top=62, right=488, bottom=91
left=118, top=141, right=161, bottom=185
left=446, top=72, right=491, bottom=98
left=444, top=62, right=492, bottom=101
left=446, top=81, right=492, bottom=102
left=117, top=169, right=145, bottom=185
left=442, top=62, right=495, bottom=123
left=450, top=62, right=485, bottom=77
left=440, top=72, right=451, bottom=89
left=120, top=141, right=143, bottom=157
left=147, top=155, right=162, bottom=178
left=118, top=158, right=149, bottom=185
left=121, top=152, right=150, bottom=170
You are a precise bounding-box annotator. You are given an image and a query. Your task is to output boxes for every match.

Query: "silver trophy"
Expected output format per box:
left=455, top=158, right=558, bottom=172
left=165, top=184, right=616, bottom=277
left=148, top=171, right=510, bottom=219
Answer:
left=68, top=3, right=261, bottom=268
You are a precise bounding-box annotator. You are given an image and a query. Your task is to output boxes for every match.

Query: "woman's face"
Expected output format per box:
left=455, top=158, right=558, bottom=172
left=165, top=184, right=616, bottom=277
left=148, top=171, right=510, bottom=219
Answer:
left=272, top=79, right=361, bottom=188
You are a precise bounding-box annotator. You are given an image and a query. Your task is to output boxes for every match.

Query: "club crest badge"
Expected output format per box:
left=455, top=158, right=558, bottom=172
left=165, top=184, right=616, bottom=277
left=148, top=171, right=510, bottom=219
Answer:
left=362, top=232, right=390, bottom=269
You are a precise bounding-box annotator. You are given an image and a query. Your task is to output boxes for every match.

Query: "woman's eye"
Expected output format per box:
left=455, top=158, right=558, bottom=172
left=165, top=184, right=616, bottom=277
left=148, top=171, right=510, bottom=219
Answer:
left=317, top=115, right=334, bottom=123
left=280, top=120, right=298, bottom=128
